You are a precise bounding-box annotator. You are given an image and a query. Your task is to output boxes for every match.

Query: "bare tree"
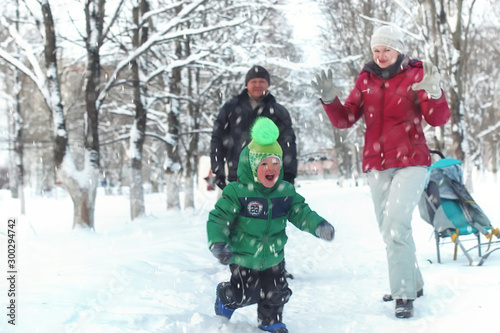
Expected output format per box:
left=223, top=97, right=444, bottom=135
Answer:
left=0, top=1, right=89, bottom=227
left=97, top=0, right=244, bottom=213
left=0, top=0, right=110, bottom=228
left=12, top=0, right=25, bottom=212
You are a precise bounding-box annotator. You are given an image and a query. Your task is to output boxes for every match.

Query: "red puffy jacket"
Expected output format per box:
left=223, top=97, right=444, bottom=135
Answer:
left=322, top=58, right=450, bottom=172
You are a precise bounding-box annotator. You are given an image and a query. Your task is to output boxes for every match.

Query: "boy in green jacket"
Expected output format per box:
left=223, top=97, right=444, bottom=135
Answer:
left=207, top=117, right=335, bottom=333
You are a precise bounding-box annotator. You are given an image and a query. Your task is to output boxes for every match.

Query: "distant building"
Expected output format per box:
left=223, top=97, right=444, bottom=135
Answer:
left=297, top=148, right=338, bottom=179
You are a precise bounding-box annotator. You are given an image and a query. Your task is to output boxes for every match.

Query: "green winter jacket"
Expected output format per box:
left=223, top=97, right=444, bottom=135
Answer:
left=207, top=145, right=326, bottom=271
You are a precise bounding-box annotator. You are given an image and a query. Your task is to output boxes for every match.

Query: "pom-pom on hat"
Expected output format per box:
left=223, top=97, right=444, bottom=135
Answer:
left=245, top=65, right=271, bottom=86
left=248, top=117, right=282, bottom=179
left=370, top=25, right=405, bottom=54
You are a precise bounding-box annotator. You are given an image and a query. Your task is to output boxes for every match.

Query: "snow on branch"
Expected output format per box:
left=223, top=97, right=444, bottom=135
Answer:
left=477, top=121, right=500, bottom=139
left=0, top=17, right=51, bottom=106
left=139, top=2, right=183, bottom=26
left=0, top=48, right=42, bottom=91
left=156, top=18, right=246, bottom=44
left=97, top=4, right=243, bottom=109
left=144, top=51, right=210, bottom=84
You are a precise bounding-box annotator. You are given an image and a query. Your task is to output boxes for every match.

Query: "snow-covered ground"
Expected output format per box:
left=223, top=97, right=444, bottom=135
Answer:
left=1, top=176, right=499, bottom=333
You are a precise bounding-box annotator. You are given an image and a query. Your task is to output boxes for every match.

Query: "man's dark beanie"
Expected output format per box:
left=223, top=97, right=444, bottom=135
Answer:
left=245, top=65, right=270, bottom=86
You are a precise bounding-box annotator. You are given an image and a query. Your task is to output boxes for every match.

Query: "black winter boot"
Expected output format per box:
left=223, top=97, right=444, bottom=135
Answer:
left=395, top=299, right=414, bottom=318
left=214, top=282, right=235, bottom=319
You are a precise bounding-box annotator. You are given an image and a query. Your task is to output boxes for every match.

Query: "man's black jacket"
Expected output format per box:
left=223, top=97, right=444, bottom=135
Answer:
left=210, top=89, right=297, bottom=186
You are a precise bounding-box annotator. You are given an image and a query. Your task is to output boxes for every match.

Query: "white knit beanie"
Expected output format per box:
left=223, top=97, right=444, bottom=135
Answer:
left=370, top=25, right=405, bottom=54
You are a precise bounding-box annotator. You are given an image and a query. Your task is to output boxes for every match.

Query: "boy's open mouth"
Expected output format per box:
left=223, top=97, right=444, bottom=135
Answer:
left=265, top=174, right=275, bottom=181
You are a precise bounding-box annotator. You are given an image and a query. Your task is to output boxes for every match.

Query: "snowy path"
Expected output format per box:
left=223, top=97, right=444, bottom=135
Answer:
left=1, top=179, right=499, bottom=332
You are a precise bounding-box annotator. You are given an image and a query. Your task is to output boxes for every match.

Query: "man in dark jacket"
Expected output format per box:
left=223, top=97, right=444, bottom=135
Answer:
left=210, top=65, right=297, bottom=190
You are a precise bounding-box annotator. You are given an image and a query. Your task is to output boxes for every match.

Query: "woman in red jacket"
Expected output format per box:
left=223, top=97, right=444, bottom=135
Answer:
left=312, top=25, right=450, bottom=319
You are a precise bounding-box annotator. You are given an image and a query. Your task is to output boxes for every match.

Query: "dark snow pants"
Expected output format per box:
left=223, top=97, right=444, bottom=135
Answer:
left=219, top=260, right=292, bottom=326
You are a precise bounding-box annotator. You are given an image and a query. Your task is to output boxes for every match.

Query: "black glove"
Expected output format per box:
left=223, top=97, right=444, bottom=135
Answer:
left=315, top=221, right=335, bottom=241
left=283, top=173, right=295, bottom=185
left=211, top=242, right=233, bottom=265
left=215, top=174, right=226, bottom=190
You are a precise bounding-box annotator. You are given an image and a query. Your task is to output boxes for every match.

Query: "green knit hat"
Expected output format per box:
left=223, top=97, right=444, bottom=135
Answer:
left=248, top=117, right=283, bottom=180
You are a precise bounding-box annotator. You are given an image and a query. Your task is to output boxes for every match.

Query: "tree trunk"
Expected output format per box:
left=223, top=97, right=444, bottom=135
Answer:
left=183, top=35, right=197, bottom=210
left=9, top=0, right=22, bottom=203
left=13, top=100, right=25, bottom=214
left=426, top=1, right=447, bottom=154
left=130, top=160, right=145, bottom=219
left=448, top=1, right=467, bottom=163
left=333, top=128, right=352, bottom=182
left=165, top=97, right=182, bottom=210
left=9, top=74, right=24, bottom=205
left=431, top=0, right=472, bottom=187
left=448, top=0, right=475, bottom=189
left=129, top=0, right=149, bottom=220
left=166, top=37, right=183, bottom=210
left=57, top=150, right=99, bottom=229
left=9, top=96, right=25, bottom=213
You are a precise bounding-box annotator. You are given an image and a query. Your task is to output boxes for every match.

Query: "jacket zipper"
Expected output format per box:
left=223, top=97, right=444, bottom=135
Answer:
left=380, top=81, right=386, bottom=168
left=259, top=197, right=273, bottom=270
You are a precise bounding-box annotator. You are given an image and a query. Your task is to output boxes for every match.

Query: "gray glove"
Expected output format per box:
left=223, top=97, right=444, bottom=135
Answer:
left=311, top=69, right=339, bottom=104
left=315, top=221, right=335, bottom=241
left=412, top=61, right=442, bottom=99
left=211, top=242, right=232, bottom=265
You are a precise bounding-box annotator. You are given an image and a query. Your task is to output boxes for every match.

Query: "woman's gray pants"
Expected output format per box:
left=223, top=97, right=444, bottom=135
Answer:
left=367, top=166, right=426, bottom=300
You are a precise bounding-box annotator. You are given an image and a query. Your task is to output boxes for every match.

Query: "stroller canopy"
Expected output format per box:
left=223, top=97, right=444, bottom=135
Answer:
left=426, top=158, right=463, bottom=200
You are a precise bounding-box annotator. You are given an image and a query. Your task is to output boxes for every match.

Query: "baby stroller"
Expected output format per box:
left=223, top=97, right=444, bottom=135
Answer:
left=418, top=151, right=500, bottom=265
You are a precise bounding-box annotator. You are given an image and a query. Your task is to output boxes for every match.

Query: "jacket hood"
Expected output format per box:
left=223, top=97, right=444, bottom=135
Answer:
left=237, top=145, right=283, bottom=192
